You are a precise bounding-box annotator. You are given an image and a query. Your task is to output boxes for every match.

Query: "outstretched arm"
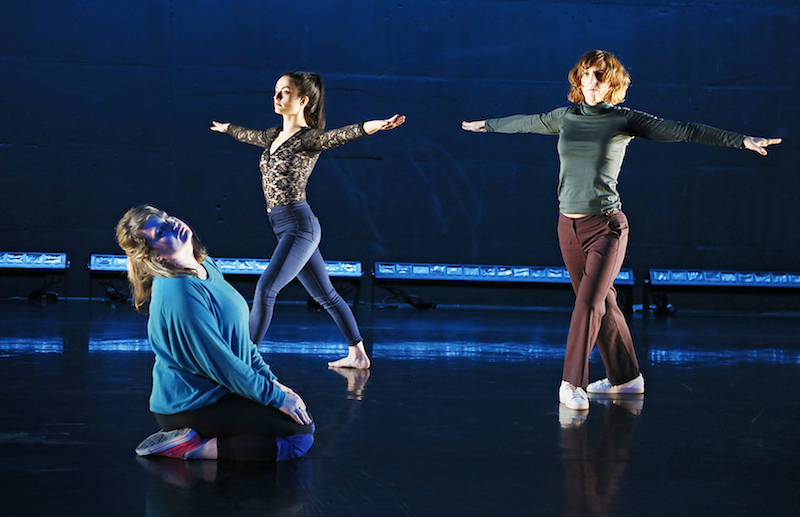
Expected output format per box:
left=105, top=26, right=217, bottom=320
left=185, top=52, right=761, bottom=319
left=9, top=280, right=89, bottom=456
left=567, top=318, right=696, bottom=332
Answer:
left=743, top=136, right=782, bottom=156
left=363, top=114, right=406, bottom=135
left=463, top=112, right=563, bottom=135
left=305, top=115, right=406, bottom=152
left=461, top=120, right=487, bottom=132
left=213, top=122, right=274, bottom=148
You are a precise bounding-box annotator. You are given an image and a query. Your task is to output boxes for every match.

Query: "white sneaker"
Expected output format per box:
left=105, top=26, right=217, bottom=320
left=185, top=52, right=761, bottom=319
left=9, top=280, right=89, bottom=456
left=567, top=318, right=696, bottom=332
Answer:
left=559, top=381, right=589, bottom=410
left=586, top=374, right=645, bottom=394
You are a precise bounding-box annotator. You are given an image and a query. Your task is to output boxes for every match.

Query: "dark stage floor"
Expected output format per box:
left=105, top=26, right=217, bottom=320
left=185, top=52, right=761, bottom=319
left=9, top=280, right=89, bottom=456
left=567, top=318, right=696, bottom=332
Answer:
left=1, top=299, right=798, bottom=516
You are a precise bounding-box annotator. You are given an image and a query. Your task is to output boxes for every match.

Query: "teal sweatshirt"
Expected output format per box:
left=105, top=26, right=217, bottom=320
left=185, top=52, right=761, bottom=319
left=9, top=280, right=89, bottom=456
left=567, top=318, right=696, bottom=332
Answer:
left=485, top=103, right=745, bottom=215
left=146, top=258, right=285, bottom=414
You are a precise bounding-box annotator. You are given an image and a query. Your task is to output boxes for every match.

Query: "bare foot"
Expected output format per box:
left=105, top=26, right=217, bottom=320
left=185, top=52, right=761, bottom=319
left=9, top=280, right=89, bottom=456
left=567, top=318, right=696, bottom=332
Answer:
left=329, top=367, right=370, bottom=400
left=327, top=342, right=371, bottom=369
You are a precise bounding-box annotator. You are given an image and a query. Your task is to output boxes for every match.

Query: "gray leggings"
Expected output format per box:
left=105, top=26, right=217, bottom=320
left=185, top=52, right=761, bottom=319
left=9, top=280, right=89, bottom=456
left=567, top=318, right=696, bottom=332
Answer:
left=249, top=200, right=363, bottom=347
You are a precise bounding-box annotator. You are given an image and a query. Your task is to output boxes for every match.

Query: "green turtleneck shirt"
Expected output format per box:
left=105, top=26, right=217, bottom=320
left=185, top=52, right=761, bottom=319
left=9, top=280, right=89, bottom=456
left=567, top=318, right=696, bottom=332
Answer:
left=485, top=103, right=745, bottom=215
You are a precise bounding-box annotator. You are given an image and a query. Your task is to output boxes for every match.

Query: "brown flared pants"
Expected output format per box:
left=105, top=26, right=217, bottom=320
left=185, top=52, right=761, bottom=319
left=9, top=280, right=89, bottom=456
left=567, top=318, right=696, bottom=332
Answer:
left=557, top=211, right=641, bottom=388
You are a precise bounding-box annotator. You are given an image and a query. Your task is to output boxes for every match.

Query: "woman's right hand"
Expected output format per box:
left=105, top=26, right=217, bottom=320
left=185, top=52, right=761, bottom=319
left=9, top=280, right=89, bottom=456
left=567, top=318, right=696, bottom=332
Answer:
left=210, top=121, right=230, bottom=133
left=461, top=120, right=486, bottom=132
left=274, top=380, right=312, bottom=425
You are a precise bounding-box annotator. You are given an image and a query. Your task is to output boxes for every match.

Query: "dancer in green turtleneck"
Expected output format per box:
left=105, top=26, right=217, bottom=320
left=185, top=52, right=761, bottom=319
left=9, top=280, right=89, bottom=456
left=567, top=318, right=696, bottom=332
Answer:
left=463, top=49, right=782, bottom=411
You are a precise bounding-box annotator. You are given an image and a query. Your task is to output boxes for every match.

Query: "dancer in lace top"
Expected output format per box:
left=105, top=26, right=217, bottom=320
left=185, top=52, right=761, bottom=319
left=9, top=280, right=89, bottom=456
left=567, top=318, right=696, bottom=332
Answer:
left=225, top=122, right=370, bottom=208
left=212, top=71, right=405, bottom=369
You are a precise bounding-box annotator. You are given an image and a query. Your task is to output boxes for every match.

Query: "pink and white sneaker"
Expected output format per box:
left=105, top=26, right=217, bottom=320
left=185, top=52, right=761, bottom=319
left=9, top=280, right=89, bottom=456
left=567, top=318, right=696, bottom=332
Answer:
left=135, top=428, right=202, bottom=459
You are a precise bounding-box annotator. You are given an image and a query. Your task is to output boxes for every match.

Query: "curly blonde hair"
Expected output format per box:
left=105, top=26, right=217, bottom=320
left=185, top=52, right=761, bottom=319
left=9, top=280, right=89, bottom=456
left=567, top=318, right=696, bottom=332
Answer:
left=115, top=205, right=207, bottom=312
left=567, top=50, right=631, bottom=105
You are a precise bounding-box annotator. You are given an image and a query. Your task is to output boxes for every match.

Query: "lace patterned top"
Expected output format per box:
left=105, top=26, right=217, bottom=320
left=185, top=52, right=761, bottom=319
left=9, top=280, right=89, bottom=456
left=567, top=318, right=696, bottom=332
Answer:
left=227, top=123, right=368, bottom=208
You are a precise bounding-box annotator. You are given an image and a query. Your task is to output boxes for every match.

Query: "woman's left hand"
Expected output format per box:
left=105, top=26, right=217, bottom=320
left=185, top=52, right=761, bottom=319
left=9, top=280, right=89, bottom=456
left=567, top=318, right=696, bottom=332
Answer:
left=274, top=380, right=312, bottom=425
left=379, top=114, right=406, bottom=130
left=743, top=136, right=782, bottom=156
left=364, top=115, right=406, bottom=134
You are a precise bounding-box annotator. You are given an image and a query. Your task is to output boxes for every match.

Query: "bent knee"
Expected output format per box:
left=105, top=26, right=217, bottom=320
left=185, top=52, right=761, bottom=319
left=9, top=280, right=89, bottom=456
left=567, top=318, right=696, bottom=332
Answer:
left=254, top=283, right=281, bottom=301
left=312, top=289, right=343, bottom=308
left=574, top=298, right=608, bottom=317
left=275, top=426, right=315, bottom=461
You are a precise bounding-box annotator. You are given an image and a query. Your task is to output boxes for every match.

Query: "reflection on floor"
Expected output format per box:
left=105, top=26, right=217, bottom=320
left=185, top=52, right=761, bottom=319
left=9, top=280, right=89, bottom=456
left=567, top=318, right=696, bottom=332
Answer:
left=0, top=299, right=798, bottom=516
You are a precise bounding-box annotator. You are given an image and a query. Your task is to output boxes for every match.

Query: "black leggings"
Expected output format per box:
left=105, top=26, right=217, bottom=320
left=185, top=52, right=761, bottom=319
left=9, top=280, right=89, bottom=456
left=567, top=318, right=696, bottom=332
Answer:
left=155, top=394, right=315, bottom=462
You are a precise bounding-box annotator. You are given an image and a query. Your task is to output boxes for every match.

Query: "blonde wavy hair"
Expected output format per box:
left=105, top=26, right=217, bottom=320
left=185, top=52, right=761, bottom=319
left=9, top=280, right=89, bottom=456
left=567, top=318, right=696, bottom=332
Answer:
left=567, top=50, right=631, bottom=105
left=115, top=205, right=207, bottom=312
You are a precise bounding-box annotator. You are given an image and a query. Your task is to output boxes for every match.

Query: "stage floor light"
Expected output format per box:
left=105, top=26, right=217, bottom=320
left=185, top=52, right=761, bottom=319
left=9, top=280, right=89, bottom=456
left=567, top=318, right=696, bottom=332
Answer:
left=649, top=269, right=800, bottom=288
left=0, top=252, right=69, bottom=269
left=214, top=257, right=362, bottom=277
left=375, top=262, right=634, bottom=285
left=89, top=254, right=362, bottom=278
left=88, top=254, right=128, bottom=272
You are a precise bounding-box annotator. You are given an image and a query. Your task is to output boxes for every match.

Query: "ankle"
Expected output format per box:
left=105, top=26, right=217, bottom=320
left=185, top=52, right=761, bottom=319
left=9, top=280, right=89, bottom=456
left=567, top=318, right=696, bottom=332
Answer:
left=184, top=437, right=218, bottom=460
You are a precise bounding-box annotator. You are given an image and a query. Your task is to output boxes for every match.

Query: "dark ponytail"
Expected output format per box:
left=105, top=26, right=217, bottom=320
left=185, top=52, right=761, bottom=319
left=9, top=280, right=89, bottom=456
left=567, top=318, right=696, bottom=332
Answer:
left=285, top=71, right=326, bottom=129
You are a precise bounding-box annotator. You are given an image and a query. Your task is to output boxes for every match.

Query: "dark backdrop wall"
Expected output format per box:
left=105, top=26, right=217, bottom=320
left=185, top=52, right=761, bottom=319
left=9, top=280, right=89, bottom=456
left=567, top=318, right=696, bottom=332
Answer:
left=1, top=1, right=796, bottom=305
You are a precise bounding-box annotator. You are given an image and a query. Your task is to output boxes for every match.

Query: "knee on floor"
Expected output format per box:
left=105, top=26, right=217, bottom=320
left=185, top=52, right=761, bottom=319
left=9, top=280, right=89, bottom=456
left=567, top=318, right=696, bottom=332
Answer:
left=275, top=432, right=315, bottom=461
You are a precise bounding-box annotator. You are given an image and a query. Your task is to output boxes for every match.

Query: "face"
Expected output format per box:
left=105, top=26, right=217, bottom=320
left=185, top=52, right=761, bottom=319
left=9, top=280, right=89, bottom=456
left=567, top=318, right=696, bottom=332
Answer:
left=273, top=76, right=307, bottom=116
left=580, top=64, right=611, bottom=106
left=138, top=213, right=193, bottom=262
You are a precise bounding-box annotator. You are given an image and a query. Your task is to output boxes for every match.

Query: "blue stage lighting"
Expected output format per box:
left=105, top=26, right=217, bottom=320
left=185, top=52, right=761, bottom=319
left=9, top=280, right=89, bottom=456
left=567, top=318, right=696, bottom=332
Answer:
left=375, top=262, right=634, bottom=285
left=214, top=257, right=362, bottom=277
left=88, top=254, right=129, bottom=272
left=649, top=269, right=800, bottom=288
left=213, top=258, right=270, bottom=275
left=0, top=252, right=69, bottom=269
left=89, top=254, right=362, bottom=278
